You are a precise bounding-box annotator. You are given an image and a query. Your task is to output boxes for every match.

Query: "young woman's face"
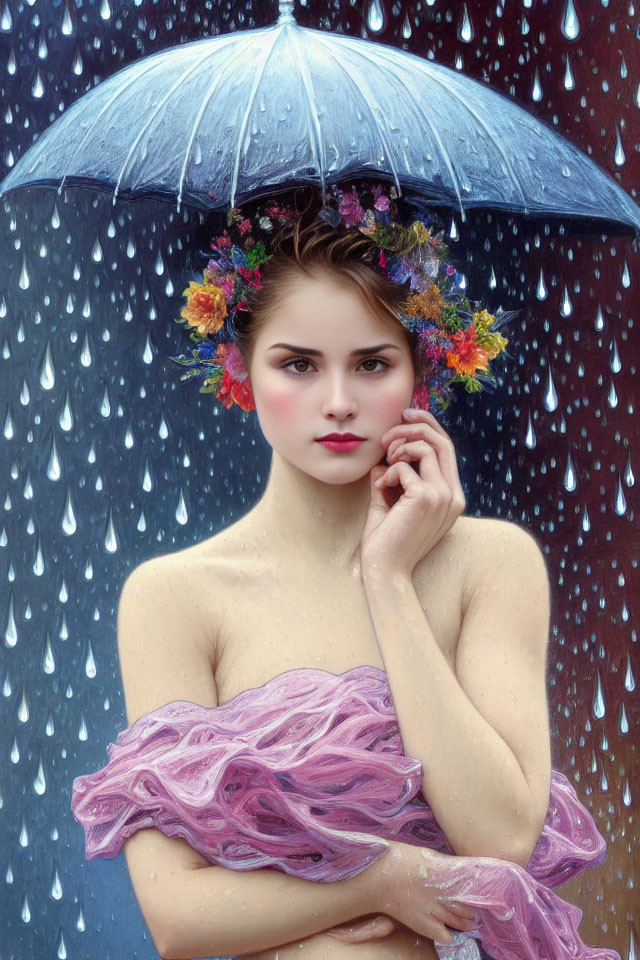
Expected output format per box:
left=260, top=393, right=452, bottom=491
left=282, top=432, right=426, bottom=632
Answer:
left=248, top=274, right=416, bottom=484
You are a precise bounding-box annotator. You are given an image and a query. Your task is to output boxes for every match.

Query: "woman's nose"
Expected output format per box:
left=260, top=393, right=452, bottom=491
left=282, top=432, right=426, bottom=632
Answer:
left=321, top=371, right=359, bottom=417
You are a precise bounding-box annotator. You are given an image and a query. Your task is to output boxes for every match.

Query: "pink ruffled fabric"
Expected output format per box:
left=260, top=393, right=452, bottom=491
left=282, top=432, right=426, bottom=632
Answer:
left=71, top=665, right=619, bottom=960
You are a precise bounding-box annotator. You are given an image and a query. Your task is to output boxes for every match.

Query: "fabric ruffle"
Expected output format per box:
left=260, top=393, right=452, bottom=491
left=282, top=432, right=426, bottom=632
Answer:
left=71, top=665, right=619, bottom=960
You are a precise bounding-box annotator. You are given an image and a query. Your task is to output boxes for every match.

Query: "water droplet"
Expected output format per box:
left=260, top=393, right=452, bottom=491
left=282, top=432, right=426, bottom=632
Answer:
left=621, top=260, right=631, bottom=288
left=531, top=67, right=543, bottom=102
left=21, top=893, right=31, bottom=923
left=19, top=255, right=30, bottom=290
left=560, top=286, right=572, bottom=317
left=85, top=642, right=97, bottom=679
left=366, top=0, right=384, bottom=32
left=563, top=453, right=577, bottom=492
left=62, top=489, right=77, bottom=535
left=31, top=68, right=45, bottom=99
left=176, top=488, right=189, bottom=525
left=61, top=3, right=74, bottom=35
left=594, top=304, right=604, bottom=331
left=80, top=334, right=92, bottom=368
left=33, top=758, right=46, bottom=796
left=43, top=634, right=55, bottom=674
left=613, top=126, right=625, bottom=166
left=78, top=715, right=88, bottom=742
left=50, top=867, right=63, bottom=900
left=618, top=702, right=628, bottom=735
left=458, top=3, right=473, bottom=42
left=39, top=342, right=55, bottom=391
left=592, top=668, right=605, bottom=719
left=104, top=508, right=119, bottom=553
left=536, top=268, right=547, bottom=300
left=1, top=2, right=13, bottom=31
left=561, top=0, right=580, bottom=40
left=563, top=54, right=575, bottom=90
left=524, top=411, right=536, bottom=449
left=544, top=367, right=558, bottom=411
left=91, top=239, right=103, bottom=263
left=610, top=338, right=621, bottom=373
left=613, top=475, right=626, bottom=516
left=624, top=451, right=634, bottom=487
left=58, top=392, right=74, bottom=432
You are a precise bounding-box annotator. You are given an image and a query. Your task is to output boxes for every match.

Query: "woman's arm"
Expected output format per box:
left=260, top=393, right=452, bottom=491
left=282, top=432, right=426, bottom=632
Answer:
left=361, top=518, right=552, bottom=867
left=158, top=853, right=377, bottom=959
left=116, top=559, right=392, bottom=956
left=361, top=409, right=552, bottom=865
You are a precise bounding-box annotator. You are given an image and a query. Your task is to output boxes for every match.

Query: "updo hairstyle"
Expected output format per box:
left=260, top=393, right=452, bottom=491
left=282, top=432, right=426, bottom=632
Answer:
left=231, top=189, right=427, bottom=384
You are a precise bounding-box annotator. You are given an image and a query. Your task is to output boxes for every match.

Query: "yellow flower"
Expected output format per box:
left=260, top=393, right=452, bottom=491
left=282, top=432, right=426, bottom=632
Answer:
left=473, top=309, right=495, bottom=331
left=180, top=280, right=227, bottom=337
left=410, top=221, right=432, bottom=245
left=472, top=311, right=508, bottom=360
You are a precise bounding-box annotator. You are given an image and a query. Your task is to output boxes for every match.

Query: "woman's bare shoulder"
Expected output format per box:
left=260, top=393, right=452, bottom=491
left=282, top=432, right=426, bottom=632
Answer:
left=452, top=515, right=545, bottom=603
left=139, top=519, right=253, bottom=576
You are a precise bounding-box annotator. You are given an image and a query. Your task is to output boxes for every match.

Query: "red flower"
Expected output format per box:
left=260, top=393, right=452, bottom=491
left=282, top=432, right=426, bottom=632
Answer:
left=216, top=369, right=255, bottom=411
left=446, top=327, right=490, bottom=376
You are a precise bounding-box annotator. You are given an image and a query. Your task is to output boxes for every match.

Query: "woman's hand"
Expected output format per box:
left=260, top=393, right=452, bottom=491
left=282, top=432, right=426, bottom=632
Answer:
left=360, top=408, right=466, bottom=578
left=367, top=841, right=482, bottom=945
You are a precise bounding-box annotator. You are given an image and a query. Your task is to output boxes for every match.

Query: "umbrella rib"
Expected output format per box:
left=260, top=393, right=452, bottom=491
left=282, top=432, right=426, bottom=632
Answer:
left=177, top=40, right=249, bottom=211
left=114, top=37, right=238, bottom=202
left=58, top=54, right=172, bottom=193
left=418, top=66, right=531, bottom=211
left=229, top=28, right=284, bottom=210
left=286, top=25, right=325, bottom=198
left=308, top=34, right=405, bottom=203
left=321, top=37, right=467, bottom=218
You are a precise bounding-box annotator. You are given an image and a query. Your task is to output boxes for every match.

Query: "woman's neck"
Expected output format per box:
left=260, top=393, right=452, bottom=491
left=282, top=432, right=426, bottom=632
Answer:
left=247, top=451, right=372, bottom=575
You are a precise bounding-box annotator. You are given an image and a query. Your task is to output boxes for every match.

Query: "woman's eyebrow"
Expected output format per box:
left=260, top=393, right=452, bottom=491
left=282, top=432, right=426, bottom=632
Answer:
left=267, top=342, right=401, bottom=356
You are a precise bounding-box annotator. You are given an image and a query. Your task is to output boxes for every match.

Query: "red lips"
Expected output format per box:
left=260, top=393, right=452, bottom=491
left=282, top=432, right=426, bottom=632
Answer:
left=317, top=433, right=365, bottom=441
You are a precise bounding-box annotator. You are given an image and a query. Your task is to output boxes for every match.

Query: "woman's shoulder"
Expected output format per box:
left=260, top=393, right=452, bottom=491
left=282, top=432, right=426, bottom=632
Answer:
left=452, top=514, right=546, bottom=603
left=132, top=519, right=258, bottom=589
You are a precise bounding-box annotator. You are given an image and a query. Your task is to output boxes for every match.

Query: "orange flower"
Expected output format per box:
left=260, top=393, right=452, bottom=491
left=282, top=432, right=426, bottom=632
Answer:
left=446, top=327, right=490, bottom=376
left=181, top=280, right=227, bottom=337
left=405, top=284, right=447, bottom=323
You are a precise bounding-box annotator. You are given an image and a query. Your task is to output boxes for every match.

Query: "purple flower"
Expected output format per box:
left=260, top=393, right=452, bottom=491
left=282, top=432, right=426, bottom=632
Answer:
left=338, top=187, right=364, bottom=228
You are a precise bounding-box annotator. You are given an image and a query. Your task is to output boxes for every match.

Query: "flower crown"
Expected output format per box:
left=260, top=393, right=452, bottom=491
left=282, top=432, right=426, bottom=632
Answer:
left=169, top=181, right=513, bottom=421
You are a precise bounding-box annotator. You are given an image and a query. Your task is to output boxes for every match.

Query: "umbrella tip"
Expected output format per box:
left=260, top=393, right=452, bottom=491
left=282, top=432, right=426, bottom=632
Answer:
left=276, top=1, right=297, bottom=25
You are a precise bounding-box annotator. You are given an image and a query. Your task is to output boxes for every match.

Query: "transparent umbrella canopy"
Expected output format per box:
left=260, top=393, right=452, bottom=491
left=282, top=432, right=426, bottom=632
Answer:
left=1, top=0, right=639, bottom=235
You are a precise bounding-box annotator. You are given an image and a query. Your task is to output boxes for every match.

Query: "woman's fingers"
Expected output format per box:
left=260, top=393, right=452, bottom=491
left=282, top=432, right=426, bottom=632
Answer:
left=382, top=416, right=465, bottom=506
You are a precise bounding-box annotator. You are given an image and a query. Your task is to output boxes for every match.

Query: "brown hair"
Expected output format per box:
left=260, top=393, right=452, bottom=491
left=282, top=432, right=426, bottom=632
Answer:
left=232, top=191, right=426, bottom=383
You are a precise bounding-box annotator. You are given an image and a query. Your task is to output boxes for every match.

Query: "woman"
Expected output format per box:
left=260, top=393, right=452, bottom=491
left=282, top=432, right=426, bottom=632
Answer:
left=71, top=182, right=615, bottom=960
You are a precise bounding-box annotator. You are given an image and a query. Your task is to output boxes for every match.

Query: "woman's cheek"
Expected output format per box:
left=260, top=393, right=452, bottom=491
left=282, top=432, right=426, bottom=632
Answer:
left=257, top=380, right=305, bottom=436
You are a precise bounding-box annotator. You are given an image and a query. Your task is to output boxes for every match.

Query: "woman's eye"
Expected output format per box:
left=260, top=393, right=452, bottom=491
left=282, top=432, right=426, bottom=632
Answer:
left=281, top=358, right=389, bottom=376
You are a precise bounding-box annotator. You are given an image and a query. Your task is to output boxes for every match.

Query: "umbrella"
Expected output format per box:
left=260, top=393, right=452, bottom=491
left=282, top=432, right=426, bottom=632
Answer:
left=1, top=0, right=639, bottom=236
